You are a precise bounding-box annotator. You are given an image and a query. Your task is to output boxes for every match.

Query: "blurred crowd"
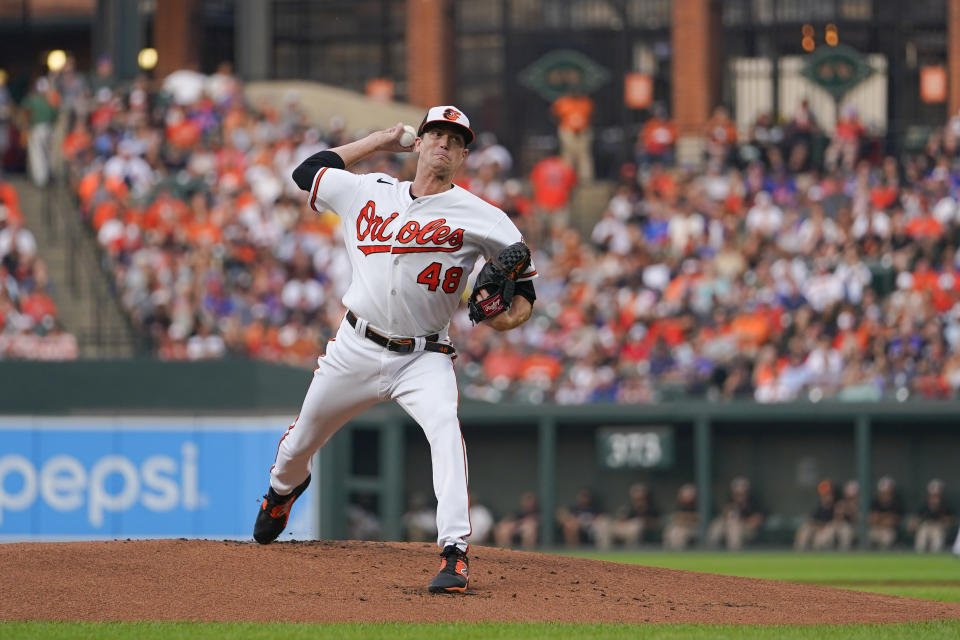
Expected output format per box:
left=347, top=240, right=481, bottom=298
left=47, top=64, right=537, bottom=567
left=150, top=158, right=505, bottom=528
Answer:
left=16, top=57, right=366, bottom=364
left=0, top=176, right=76, bottom=360
left=8, top=55, right=960, bottom=402
left=467, top=98, right=960, bottom=404
left=391, top=477, right=957, bottom=553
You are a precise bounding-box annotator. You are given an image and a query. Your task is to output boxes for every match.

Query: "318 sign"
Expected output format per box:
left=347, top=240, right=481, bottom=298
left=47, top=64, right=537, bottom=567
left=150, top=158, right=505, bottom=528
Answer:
left=596, top=427, right=674, bottom=470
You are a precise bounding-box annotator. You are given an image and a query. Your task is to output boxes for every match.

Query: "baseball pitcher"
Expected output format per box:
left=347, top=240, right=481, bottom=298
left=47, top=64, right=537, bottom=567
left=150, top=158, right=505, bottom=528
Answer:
left=253, top=106, right=537, bottom=594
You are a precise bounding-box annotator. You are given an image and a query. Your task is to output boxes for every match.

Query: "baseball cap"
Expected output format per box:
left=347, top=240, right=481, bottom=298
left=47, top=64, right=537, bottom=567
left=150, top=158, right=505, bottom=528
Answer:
left=418, top=105, right=474, bottom=145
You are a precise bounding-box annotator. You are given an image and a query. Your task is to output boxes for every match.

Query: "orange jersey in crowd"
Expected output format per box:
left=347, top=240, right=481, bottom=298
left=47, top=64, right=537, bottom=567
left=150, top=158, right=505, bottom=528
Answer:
left=166, top=118, right=202, bottom=148
left=551, top=94, right=594, bottom=133
left=834, top=117, right=864, bottom=141
left=0, top=182, right=24, bottom=225
left=530, top=156, right=577, bottom=211
left=641, top=118, right=676, bottom=154
left=187, top=219, right=223, bottom=246
left=77, top=172, right=128, bottom=208
left=62, top=128, right=93, bottom=160
left=905, top=215, right=943, bottom=239
left=706, top=118, right=737, bottom=146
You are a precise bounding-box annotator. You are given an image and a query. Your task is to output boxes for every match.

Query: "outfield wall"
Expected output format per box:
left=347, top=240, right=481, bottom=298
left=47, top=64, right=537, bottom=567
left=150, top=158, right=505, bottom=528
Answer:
left=1, top=361, right=958, bottom=545
left=0, top=360, right=311, bottom=414
left=0, top=415, right=318, bottom=542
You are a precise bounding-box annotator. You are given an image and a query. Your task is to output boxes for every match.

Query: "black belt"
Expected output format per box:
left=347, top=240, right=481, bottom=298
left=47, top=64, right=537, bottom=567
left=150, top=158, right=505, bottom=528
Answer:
left=346, top=311, right=455, bottom=356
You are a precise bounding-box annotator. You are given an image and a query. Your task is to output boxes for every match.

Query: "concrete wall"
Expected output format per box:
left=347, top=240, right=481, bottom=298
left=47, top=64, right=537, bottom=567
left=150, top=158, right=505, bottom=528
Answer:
left=244, top=80, right=427, bottom=134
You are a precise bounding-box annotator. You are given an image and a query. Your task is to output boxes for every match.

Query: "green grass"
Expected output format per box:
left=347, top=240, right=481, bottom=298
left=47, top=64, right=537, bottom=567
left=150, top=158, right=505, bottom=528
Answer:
left=563, top=550, right=960, bottom=613
left=837, top=585, right=960, bottom=602
left=5, top=552, right=959, bottom=638
left=2, top=621, right=960, bottom=640
left=566, top=551, right=960, bottom=584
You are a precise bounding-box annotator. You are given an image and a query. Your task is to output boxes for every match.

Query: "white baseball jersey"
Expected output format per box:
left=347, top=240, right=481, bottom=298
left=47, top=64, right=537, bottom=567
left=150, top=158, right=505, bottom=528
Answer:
left=267, top=164, right=537, bottom=554
left=307, top=167, right=537, bottom=337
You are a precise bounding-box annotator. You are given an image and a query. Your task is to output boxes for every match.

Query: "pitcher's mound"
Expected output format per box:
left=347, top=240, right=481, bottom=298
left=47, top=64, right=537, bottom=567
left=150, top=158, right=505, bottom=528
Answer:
left=2, top=539, right=959, bottom=624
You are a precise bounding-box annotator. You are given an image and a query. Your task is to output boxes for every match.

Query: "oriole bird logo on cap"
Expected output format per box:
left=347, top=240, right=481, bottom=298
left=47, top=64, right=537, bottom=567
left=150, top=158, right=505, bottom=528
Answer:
left=418, top=105, right=475, bottom=144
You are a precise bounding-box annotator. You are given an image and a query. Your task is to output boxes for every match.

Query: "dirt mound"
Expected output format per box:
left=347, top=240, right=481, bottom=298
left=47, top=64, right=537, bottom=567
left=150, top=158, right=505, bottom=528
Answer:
left=2, top=539, right=959, bottom=625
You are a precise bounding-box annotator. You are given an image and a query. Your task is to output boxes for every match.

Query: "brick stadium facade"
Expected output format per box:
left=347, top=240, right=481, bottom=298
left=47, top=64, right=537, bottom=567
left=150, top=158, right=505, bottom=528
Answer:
left=1, top=0, right=958, bottom=167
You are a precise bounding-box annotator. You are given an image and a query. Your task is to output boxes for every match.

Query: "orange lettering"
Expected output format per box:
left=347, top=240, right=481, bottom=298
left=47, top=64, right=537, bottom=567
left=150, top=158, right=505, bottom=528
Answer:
left=356, top=201, right=376, bottom=241
left=447, top=228, right=464, bottom=248
left=375, top=213, right=397, bottom=241
left=397, top=220, right=419, bottom=243
left=416, top=218, right=446, bottom=244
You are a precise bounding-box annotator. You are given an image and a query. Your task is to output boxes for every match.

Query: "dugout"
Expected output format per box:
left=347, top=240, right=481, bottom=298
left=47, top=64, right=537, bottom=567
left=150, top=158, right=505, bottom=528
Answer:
left=337, top=401, right=960, bottom=548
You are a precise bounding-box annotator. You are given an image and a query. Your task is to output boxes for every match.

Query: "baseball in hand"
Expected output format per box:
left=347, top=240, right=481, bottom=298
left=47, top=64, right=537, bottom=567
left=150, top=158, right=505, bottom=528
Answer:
left=399, top=124, right=417, bottom=148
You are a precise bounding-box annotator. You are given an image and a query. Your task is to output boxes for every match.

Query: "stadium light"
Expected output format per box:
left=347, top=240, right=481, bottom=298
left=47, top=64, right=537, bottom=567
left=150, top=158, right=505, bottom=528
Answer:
left=47, top=50, right=67, bottom=72
left=137, top=47, right=158, bottom=71
left=825, top=24, right=838, bottom=46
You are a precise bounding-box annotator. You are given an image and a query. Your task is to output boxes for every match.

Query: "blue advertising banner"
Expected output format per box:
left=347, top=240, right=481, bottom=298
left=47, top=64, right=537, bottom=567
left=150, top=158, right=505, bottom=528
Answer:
left=0, top=416, right=318, bottom=541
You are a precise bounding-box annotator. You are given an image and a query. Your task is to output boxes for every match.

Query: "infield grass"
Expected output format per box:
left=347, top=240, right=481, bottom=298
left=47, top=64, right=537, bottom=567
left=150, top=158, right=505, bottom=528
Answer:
left=568, top=550, right=960, bottom=583
left=567, top=550, right=960, bottom=602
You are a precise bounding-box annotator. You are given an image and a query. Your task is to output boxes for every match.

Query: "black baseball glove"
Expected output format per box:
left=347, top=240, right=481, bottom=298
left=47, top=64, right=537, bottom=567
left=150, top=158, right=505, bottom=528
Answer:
left=467, top=242, right=532, bottom=325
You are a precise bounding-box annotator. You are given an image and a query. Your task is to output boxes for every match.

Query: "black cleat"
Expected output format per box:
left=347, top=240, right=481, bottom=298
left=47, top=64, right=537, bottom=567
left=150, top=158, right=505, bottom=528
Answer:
left=428, top=545, right=469, bottom=593
left=253, top=475, right=311, bottom=544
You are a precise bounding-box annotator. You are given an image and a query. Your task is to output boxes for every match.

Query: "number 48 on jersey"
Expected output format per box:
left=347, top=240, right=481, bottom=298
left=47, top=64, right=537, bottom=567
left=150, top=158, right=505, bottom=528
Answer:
left=417, top=262, right=463, bottom=294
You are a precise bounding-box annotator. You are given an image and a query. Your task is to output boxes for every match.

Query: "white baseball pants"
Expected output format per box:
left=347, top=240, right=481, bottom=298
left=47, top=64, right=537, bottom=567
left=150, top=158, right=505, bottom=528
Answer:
left=269, top=315, right=470, bottom=551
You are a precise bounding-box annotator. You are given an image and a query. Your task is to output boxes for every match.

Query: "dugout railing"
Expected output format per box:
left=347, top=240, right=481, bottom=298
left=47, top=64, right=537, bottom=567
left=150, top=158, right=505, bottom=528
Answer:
left=335, top=400, right=959, bottom=548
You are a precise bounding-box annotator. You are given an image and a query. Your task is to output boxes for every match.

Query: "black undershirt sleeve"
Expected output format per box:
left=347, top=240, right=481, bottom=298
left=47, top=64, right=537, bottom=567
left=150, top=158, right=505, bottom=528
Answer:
left=292, top=150, right=346, bottom=191
left=515, top=280, right=536, bottom=305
